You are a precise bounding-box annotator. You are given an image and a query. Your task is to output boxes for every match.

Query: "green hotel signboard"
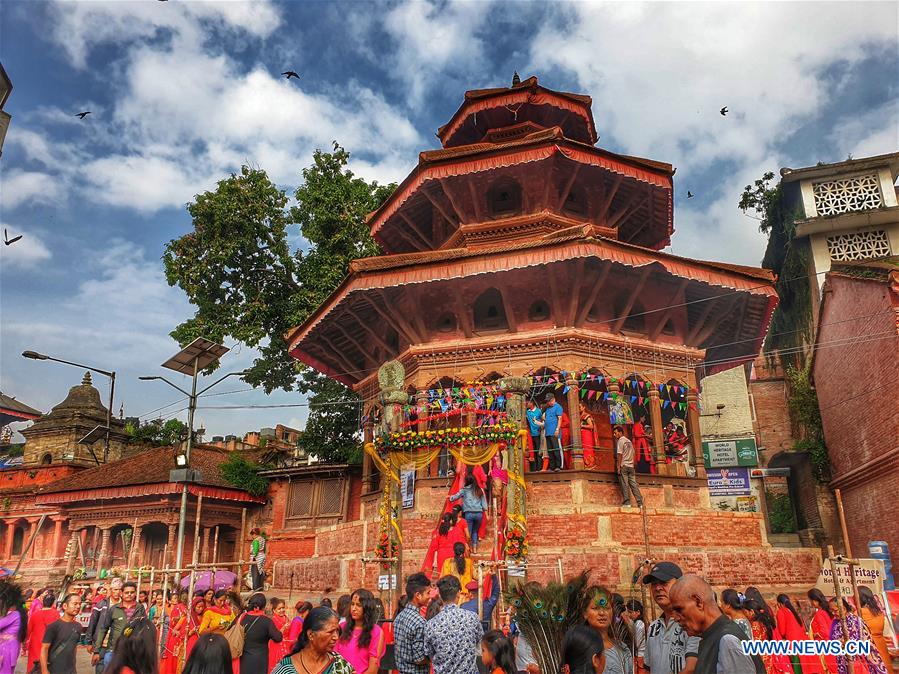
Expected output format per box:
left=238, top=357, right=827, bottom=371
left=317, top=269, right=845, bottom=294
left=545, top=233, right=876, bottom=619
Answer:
left=702, top=437, right=759, bottom=468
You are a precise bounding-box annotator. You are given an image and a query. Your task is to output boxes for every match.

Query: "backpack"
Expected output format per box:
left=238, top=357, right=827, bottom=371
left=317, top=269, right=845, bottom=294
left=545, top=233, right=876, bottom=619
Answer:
left=222, top=613, right=246, bottom=658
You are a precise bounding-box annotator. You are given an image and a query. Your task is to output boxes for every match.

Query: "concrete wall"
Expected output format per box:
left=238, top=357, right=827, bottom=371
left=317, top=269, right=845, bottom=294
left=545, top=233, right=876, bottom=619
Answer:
left=699, top=366, right=754, bottom=440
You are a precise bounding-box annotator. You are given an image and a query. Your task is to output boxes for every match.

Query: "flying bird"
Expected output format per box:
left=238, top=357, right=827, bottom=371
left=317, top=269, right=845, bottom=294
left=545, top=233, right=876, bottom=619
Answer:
left=75, top=111, right=91, bottom=119
left=719, top=106, right=728, bottom=116
left=687, top=191, right=694, bottom=199
left=282, top=71, right=299, bottom=80
left=4, top=229, right=23, bottom=246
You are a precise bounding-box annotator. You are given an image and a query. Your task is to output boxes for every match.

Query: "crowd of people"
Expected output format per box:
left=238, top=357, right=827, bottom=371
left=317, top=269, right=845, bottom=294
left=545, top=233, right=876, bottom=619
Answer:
left=0, top=559, right=894, bottom=674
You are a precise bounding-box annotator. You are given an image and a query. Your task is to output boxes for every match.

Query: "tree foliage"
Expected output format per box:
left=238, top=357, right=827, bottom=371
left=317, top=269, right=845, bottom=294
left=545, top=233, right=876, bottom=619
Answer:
left=219, top=452, right=270, bottom=496
left=164, top=144, right=395, bottom=463
left=126, top=418, right=187, bottom=446
left=786, top=364, right=830, bottom=482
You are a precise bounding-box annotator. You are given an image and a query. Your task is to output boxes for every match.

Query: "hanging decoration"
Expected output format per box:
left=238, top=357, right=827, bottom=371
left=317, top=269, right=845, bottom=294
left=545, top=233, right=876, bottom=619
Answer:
left=399, top=407, right=507, bottom=428
left=374, top=422, right=518, bottom=453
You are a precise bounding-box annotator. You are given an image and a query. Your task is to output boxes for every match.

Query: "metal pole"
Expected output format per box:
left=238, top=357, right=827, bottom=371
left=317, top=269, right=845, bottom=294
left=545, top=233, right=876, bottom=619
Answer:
left=478, top=562, right=484, bottom=621
left=174, top=357, right=199, bottom=581
left=105, top=371, right=116, bottom=463
left=192, top=494, right=204, bottom=570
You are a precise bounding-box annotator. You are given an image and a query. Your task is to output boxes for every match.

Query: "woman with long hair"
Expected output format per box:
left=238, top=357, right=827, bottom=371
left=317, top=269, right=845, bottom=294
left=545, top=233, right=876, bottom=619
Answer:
left=562, top=625, right=606, bottom=674
left=103, top=617, right=159, bottom=674
left=858, top=587, right=891, bottom=670
left=160, top=592, right=189, bottom=674
left=449, top=473, right=488, bottom=553
left=582, top=586, right=632, bottom=674
left=270, top=598, right=292, bottom=671
left=272, top=606, right=355, bottom=674
left=746, top=587, right=776, bottom=625
left=0, top=579, right=26, bottom=674
left=185, top=597, right=206, bottom=659
left=481, top=630, right=516, bottom=674
left=287, top=601, right=313, bottom=649
left=720, top=589, right=753, bottom=638
left=334, top=589, right=385, bottom=674
left=239, top=592, right=282, bottom=674
left=829, top=598, right=888, bottom=674
left=745, top=599, right=792, bottom=674
left=806, top=589, right=837, bottom=673
left=182, top=633, right=232, bottom=674
left=440, top=542, right=473, bottom=599
left=776, top=594, right=823, bottom=674
left=424, top=512, right=467, bottom=577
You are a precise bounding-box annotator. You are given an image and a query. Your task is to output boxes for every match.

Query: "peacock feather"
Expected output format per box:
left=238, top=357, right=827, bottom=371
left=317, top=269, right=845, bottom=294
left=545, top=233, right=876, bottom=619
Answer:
left=504, top=571, right=590, bottom=674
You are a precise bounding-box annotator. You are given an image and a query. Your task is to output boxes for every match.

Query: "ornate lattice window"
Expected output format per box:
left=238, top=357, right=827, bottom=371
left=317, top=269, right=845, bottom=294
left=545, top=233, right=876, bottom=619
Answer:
left=285, top=476, right=348, bottom=527
left=825, top=230, right=892, bottom=262
left=812, top=174, right=882, bottom=216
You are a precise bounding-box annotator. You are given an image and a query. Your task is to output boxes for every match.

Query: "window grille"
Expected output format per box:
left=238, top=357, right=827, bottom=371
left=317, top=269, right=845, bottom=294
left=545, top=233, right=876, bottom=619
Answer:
left=812, top=174, right=882, bottom=216
left=825, top=229, right=892, bottom=262
left=285, top=477, right=346, bottom=526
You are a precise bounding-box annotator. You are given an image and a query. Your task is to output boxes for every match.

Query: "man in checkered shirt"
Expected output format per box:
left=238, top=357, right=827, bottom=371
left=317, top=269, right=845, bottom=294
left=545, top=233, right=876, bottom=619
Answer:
left=393, top=573, right=432, bottom=674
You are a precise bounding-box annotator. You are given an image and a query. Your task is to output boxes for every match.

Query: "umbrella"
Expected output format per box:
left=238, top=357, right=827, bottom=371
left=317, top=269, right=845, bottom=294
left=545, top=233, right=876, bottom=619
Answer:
left=180, top=570, right=237, bottom=593
left=0, top=567, right=15, bottom=578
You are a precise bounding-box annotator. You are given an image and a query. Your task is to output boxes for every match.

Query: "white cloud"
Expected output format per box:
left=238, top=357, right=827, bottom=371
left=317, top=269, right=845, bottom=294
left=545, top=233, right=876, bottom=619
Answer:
left=0, top=169, right=64, bottom=209
left=0, top=227, right=52, bottom=269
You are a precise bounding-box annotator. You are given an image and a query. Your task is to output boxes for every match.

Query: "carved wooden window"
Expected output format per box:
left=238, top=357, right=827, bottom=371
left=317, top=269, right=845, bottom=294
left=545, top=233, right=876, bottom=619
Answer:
left=436, top=313, right=457, bottom=333
left=473, top=288, right=508, bottom=331
left=286, top=477, right=347, bottom=527
left=825, top=229, right=891, bottom=261
left=812, top=174, right=882, bottom=216
left=11, top=525, right=24, bottom=556
left=528, top=300, right=550, bottom=321
left=487, top=179, right=522, bottom=218
left=562, top=186, right=586, bottom=216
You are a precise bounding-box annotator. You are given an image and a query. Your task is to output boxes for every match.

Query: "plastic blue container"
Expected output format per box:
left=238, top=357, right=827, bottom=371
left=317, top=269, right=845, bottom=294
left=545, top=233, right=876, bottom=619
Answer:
left=868, top=540, right=894, bottom=591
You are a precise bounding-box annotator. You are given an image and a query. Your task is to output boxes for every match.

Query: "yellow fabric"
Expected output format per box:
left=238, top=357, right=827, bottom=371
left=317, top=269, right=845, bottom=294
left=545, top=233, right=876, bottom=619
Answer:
left=440, top=557, right=473, bottom=597
left=364, top=441, right=502, bottom=474
left=198, top=609, right=234, bottom=634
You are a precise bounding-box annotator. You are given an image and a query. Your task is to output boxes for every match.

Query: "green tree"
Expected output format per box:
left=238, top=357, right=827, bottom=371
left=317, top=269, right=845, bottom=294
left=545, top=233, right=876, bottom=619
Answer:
left=164, top=144, right=395, bottom=463
left=127, top=418, right=188, bottom=446
left=219, top=452, right=270, bottom=496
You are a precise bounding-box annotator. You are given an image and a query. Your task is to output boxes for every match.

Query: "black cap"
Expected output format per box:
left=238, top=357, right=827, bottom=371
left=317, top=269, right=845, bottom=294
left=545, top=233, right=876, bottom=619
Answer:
left=545, top=392, right=555, bottom=402
left=642, top=561, right=683, bottom=584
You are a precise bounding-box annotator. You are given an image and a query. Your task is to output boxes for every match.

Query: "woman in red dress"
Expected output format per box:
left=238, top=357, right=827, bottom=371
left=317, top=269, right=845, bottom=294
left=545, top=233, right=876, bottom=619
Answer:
left=580, top=407, right=596, bottom=469
left=632, top=415, right=654, bottom=474
left=161, top=593, right=189, bottom=674
left=807, top=589, right=838, bottom=673
left=776, top=594, right=824, bottom=674
left=184, top=597, right=206, bottom=661
left=269, top=598, right=292, bottom=671
left=559, top=412, right=572, bottom=469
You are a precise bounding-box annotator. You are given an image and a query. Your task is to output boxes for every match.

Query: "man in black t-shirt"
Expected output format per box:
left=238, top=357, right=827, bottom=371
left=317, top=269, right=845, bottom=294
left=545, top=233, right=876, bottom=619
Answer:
left=41, top=593, right=83, bottom=674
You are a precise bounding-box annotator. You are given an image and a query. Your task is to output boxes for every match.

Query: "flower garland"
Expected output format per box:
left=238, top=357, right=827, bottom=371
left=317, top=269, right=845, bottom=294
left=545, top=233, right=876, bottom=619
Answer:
left=375, top=422, right=518, bottom=452
left=504, top=527, right=529, bottom=561
left=375, top=531, right=397, bottom=570
left=399, top=407, right=507, bottom=428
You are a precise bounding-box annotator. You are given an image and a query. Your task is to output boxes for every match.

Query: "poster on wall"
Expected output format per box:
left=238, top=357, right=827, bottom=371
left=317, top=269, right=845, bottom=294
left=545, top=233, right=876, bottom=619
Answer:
left=707, top=467, right=752, bottom=496
left=702, top=438, right=759, bottom=468
left=401, top=469, right=415, bottom=509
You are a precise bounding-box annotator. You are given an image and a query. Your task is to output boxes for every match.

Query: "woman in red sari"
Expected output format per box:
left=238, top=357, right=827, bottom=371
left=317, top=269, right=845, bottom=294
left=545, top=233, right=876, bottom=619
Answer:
left=270, top=598, right=292, bottom=671
left=185, top=597, right=206, bottom=661
left=807, top=589, right=838, bottom=673
left=559, top=411, right=572, bottom=468
left=776, top=594, right=824, bottom=674
left=161, top=593, right=189, bottom=674
left=580, top=407, right=596, bottom=469
left=633, top=415, right=654, bottom=474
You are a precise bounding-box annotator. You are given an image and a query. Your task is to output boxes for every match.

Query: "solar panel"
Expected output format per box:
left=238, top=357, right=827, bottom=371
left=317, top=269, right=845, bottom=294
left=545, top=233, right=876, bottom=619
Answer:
left=161, top=337, right=229, bottom=375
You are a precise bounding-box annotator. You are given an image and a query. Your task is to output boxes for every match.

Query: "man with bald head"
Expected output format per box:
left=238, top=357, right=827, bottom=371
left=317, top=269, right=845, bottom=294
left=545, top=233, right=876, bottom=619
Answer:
left=668, top=574, right=764, bottom=674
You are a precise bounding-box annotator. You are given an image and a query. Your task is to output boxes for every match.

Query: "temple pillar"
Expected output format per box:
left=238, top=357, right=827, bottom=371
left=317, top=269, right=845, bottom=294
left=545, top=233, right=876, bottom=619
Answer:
left=166, top=524, right=176, bottom=568
left=499, top=375, right=529, bottom=580
left=203, top=526, right=213, bottom=563
left=65, top=530, right=80, bottom=575
left=51, top=517, right=65, bottom=559
left=2, top=520, right=15, bottom=560
left=200, top=526, right=209, bottom=564
left=648, top=388, right=665, bottom=474
left=98, top=527, right=113, bottom=571
left=686, top=390, right=705, bottom=478
left=362, top=419, right=374, bottom=491
left=132, top=525, right=144, bottom=569
left=566, top=379, right=584, bottom=469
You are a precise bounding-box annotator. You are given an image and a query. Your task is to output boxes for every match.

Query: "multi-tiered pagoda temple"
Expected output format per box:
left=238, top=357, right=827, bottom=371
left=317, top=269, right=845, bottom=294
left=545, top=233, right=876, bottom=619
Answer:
left=277, top=77, right=818, bottom=592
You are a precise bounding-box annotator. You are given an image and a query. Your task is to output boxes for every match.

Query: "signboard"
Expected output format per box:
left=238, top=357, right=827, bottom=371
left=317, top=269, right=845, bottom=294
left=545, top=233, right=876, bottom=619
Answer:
left=815, top=558, right=886, bottom=597
left=401, top=470, right=415, bottom=509
left=707, top=467, right=752, bottom=496
left=378, top=574, right=397, bottom=590
left=749, top=467, right=791, bottom=478
left=702, top=437, right=759, bottom=468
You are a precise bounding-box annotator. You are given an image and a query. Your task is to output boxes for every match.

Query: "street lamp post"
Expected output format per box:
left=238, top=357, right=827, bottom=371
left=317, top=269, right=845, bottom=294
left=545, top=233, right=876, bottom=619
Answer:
left=22, top=350, right=116, bottom=464
left=138, top=338, right=244, bottom=579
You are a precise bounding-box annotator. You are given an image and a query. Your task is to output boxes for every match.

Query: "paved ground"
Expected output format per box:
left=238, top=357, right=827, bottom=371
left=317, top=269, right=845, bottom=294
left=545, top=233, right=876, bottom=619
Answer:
left=14, top=646, right=95, bottom=674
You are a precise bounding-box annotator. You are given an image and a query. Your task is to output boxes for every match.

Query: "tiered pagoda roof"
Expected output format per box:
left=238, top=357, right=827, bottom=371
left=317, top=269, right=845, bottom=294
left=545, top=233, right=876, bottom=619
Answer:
left=286, top=76, right=778, bottom=388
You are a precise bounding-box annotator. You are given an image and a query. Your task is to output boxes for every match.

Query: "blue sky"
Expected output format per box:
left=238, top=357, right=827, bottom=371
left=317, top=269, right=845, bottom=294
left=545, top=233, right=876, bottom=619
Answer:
left=1, top=0, right=897, bottom=439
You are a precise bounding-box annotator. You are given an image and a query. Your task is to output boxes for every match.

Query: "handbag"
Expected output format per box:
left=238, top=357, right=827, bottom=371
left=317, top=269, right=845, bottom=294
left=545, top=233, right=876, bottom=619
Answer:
left=222, top=613, right=246, bottom=658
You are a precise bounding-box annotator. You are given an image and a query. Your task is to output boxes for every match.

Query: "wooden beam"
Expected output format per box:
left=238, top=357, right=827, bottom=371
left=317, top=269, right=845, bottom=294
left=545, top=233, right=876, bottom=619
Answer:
left=556, top=163, right=582, bottom=211
left=607, top=190, right=645, bottom=229
left=694, top=299, right=734, bottom=345
left=396, top=286, right=430, bottom=343
left=498, top=287, right=518, bottom=333
left=333, top=324, right=378, bottom=368
left=346, top=307, right=395, bottom=355
left=686, top=294, right=732, bottom=345
left=362, top=295, right=416, bottom=346
left=648, top=279, right=689, bottom=341
left=611, top=266, right=652, bottom=333
left=451, top=293, right=474, bottom=338
left=575, top=262, right=612, bottom=326
left=313, top=338, right=358, bottom=379
left=624, top=185, right=654, bottom=243
left=547, top=267, right=561, bottom=325
left=399, top=212, right=432, bottom=249
left=392, top=223, right=426, bottom=252
left=438, top=178, right=467, bottom=224
left=567, top=259, right=585, bottom=326
left=733, top=294, right=751, bottom=344
left=375, top=289, right=424, bottom=344
left=422, top=186, right=457, bottom=228
left=466, top=176, right=484, bottom=222
left=597, top=174, right=623, bottom=224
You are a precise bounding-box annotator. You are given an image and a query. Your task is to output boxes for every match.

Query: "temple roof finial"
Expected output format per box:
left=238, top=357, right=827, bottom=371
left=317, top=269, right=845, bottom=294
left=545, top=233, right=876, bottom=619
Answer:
left=82, top=371, right=92, bottom=386
left=511, top=71, right=521, bottom=87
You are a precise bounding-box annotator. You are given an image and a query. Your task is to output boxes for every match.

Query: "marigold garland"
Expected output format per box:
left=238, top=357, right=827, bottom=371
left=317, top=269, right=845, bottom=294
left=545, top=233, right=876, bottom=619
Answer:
left=504, top=527, right=529, bottom=561
left=374, top=422, right=518, bottom=452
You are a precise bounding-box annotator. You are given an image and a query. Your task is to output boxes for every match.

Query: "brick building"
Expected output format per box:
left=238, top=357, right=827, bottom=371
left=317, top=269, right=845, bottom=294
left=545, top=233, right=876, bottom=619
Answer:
left=811, top=257, right=899, bottom=559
